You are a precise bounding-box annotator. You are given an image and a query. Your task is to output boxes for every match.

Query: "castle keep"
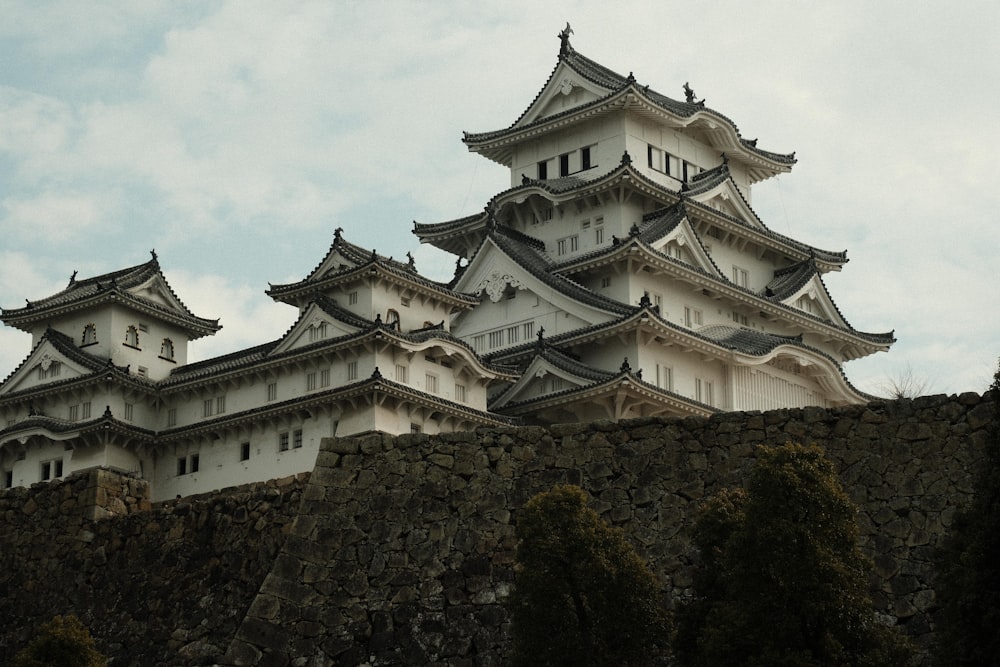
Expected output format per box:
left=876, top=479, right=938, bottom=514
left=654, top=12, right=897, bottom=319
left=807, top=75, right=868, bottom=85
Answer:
left=1, top=28, right=891, bottom=501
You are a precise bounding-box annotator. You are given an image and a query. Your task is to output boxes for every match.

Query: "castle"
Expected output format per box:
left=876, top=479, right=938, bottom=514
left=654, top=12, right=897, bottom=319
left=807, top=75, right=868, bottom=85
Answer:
left=0, top=28, right=892, bottom=501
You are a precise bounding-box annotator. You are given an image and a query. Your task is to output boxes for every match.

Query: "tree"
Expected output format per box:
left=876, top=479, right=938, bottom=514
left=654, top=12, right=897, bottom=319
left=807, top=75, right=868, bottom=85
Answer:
left=934, top=362, right=1000, bottom=665
left=508, top=484, right=670, bottom=666
left=13, top=615, right=107, bottom=667
left=674, top=443, right=910, bottom=666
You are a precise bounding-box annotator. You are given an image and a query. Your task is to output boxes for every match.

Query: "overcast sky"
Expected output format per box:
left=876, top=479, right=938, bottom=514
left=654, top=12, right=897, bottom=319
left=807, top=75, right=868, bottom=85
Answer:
left=2, top=1, right=999, bottom=397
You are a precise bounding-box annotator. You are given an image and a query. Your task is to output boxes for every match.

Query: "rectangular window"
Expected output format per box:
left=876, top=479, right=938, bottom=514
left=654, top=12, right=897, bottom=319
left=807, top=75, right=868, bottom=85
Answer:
left=425, top=373, right=438, bottom=394
left=124, top=403, right=134, bottom=421
left=732, top=266, right=750, bottom=288
left=455, top=384, right=466, bottom=402
left=167, top=408, right=177, bottom=427
left=240, top=442, right=251, bottom=461
left=347, top=361, right=358, bottom=381
left=41, top=461, right=51, bottom=481
left=4, top=470, right=12, bottom=488
left=410, top=423, right=421, bottom=434
left=656, top=364, right=673, bottom=391
left=601, top=276, right=612, bottom=288
left=189, top=453, right=199, bottom=473
left=557, top=238, right=567, bottom=255
left=395, top=364, right=408, bottom=383
left=537, top=160, right=548, bottom=180
left=137, top=366, right=148, bottom=377
left=348, top=291, right=358, bottom=305
left=320, top=368, right=330, bottom=387
left=595, top=227, right=604, bottom=244
left=177, top=457, right=187, bottom=476
left=581, top=145, right=592, bottom=170
left=570, top=235, right=579, bottom=252
left=267, top=383, right=277, bottom=401
left=203, top=399, right=213, bottom=418
left=82, top=402, right=91, bottom=419
left=216, top=396, right=225, bottom=414
left=559, top=153, right=570, bottom=177
left=69, top=404, right=79, bottom=421
left=695, top=378, right=714, bottom=406
left=684, top=307, right=703, bottom=328
left=292, top=429, right=303, bottom=449
left=278, top=432, right=289, bottom=452
left=54, top=459, right=63, bottom=477
left=306, top=372, right=317, bottom=391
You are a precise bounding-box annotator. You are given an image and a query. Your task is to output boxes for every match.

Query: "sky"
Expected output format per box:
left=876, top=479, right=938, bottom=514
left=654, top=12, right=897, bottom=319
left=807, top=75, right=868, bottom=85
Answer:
left=2, top=1, right=999, bottom=397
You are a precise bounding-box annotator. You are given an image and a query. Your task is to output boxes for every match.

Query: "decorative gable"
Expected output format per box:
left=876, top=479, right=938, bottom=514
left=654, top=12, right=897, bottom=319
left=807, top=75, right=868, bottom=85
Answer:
left=0, top=342, right=93, bottom=398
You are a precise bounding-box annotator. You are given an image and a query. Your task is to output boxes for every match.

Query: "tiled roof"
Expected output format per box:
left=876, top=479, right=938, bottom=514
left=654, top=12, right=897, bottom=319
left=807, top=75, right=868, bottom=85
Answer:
left=268, top=229, right=477, bottom=306
left=1, top=253, right=220, bottom=337
left=766, top=259, right=819, bottom=299
left=487, top=228, right=635, bottom=317
left=463, top=38, right=795, bottom=168
left=0, top=409, right=156, bottom=445
left=159, top=372, right=517, bottom=441
left=0, top=328, right=152, bottom=403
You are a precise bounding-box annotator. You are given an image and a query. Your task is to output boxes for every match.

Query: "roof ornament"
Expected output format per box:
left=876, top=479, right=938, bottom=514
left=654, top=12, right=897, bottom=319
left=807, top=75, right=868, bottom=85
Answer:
left=683, top=82, right=696, bottom=103
left=334, top=227, right=344, bottom=243
left=24, top=299, right=32, bottom=308
left=371, top=367, right=383, bottom=380
left=629, top=223, right=640, bottom=237
left=374, top=312, right=383, bottom=326
left=521, top=173, right=530, bottom=185
left=620, top=150, right=632, bottom=166
left=370, top=248, right=378, bottom=262
left=721, top=153, right=729, bottom=166
left=558, top=22, right=574, bottom=57
left=536, top=326, right=546, bottom=347
left=150, top=249, right=158, bottom=262
left=626, top=71, right=636, bottom=84
left=406, top=251, right=416, bottom=271
left=683, top=82, right=705, bottom=106
left=620, top=357, right=632, bottom=373
left=485, top=204, right=497, bottom=231
left=639, top=292, right=652, bottom=308
left=103, top=405, right=112, bottom=418
left=68, top=270, right=78, bottom=286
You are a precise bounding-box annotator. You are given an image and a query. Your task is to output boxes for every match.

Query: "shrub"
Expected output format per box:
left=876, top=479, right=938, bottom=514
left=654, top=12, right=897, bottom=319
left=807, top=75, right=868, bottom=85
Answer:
left=13, top=614, right=106, bottom=667
left=508, top=484, right=670, bottom=666
left=674, top=443, right=910, bottom=666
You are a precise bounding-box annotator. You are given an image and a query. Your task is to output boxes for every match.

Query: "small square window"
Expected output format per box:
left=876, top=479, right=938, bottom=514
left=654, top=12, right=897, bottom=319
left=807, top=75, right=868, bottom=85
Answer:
left=293, top=430, right=303, bottom=449
left=267, top=383, right=277, bottom=401
left=40, top=461, right=51, bottom=481
left=240, top=442, right=251, bottom=461
left=124, top=403, right=134, bottom=421
left=320, top=369, right=330, bottom=387
left=306, top=372, right=317, bottom=391
left=279, top=432, right=289, bottom=452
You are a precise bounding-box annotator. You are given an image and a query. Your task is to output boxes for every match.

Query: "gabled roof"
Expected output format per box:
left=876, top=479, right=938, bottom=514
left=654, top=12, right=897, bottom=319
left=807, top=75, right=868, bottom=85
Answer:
left=268, top=228, right=478, bottom=310
left=415, top=159, right=847, bottom=269
left=462, top=28, right=795, bottom=183
left=164, top=301, right=516, bottom=391
left=0, top=328, right=150, bottom=404
left=0, top=252, right=220, bottom=339
left=158, top=370, right=517, bottom=442
left=454, top=226, right=634, bottom=320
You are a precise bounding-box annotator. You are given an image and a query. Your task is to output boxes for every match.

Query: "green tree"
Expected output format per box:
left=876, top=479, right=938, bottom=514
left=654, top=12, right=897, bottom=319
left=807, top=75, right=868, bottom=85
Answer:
left=508, top=484, right=670, bottom=666
left=13, top=614, right=107, bottom=667
left=934, top=363, right=1000, bottom=665
left=674, top=443, right=909, bottom=667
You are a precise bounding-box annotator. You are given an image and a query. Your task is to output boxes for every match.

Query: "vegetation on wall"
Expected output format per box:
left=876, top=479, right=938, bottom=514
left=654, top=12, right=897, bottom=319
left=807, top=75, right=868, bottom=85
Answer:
left=508, top=484, right=671, bottom=666
left=12, top=614, right=107, bottom=667
left=934, top=363, right=1000, bottom=665
left=673, top=443, right=911, bottom=666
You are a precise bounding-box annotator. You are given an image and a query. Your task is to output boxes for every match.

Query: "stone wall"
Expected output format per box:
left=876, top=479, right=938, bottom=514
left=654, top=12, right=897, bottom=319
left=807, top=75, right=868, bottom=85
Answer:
left=0, top=393, right=991, bottom=665
left=225, top=393, right=991, bottom=666
left=0, top=468, right=308, bottom=666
